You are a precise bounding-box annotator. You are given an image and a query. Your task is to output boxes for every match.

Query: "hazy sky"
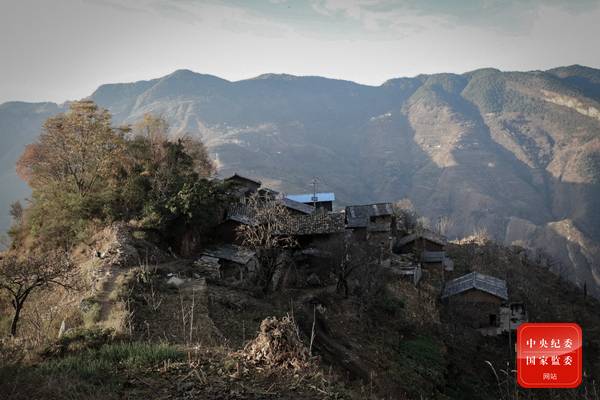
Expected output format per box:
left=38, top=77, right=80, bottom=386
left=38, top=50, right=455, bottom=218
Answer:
left=1, top=0, right=600, bottom=104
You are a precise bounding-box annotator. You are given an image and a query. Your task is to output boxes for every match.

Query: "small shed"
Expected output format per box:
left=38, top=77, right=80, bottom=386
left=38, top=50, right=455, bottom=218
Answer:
left=200, top=244, right=259, bottom=281
left=285, top=192, right=335, bottom=212
left=442, top=272, right=508, bottom=330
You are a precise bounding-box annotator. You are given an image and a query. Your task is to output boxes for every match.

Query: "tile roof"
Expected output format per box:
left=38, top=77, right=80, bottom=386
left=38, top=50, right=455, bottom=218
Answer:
left=224, top=173, right=262, bottom=186
left=441, top=272, right=508, bottom=300
left=258, top=187, right=279, bottom=197
left=279, top=212, right=345, bottom=236
left=281, top=197, right=315, bottom=214
left=201, top=244, right=256, bottom=265
left=226, top=197, right=314, bottom=224
left=285, top=192, right=335, bottom=203
left=396, top=230, right=447, bottom=247
left=226, top=203, right=257, bottom=225
left=346, top=203, right=393, bottom=228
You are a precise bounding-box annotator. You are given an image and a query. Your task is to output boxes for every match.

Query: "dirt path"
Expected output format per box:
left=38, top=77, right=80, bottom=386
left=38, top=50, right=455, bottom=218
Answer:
left=95, top=266, right=132, bottom=324
left=123, top=260, right=225, bottom=344
left=95, top=260, right=188, bottom=325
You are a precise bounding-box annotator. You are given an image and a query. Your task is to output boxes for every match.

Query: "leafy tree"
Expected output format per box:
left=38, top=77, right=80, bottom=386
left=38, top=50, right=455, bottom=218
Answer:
left=9, top=201, right=23, bottom=224
left=0, top=252, right=73, bottom=336
left=180, top=136, right=215, bottom=178
left=14, top=104, right=223, bottom=252
left=130, top=114, right=214, bottom=178
left=122, top=115, right=222, bottom=243
left=14, top=101, right=127, bottom=247
left=11, top=100, right=226, bottom=250
left=17, top=100, right=126, bottom=197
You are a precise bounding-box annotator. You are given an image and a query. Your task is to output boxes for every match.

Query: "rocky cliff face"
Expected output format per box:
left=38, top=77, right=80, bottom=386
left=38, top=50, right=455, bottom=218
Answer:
left=1, top=66, right=599, bottom=296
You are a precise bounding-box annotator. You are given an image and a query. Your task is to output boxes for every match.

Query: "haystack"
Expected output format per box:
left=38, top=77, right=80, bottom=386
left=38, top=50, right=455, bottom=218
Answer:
left=240, top=315, right=313, bottom=370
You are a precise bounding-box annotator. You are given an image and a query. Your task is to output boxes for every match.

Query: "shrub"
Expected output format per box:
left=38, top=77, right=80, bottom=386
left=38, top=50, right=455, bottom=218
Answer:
left=370, top=290, right=405, bottom=316
left=80, top=298, right=102, bottom=328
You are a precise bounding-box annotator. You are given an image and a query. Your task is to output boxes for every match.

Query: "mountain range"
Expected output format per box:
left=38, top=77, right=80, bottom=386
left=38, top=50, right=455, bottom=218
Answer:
left=1, top=65, right=599, bottom=297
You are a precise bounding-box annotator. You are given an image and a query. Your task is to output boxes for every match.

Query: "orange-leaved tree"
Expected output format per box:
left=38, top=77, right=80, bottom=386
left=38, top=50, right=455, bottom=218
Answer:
left=17, top=100, right=126, bottom=196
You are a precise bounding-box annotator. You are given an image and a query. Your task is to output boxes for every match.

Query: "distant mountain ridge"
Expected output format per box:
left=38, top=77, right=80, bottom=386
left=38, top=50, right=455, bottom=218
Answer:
left=1, top=65, right=600, bottom=297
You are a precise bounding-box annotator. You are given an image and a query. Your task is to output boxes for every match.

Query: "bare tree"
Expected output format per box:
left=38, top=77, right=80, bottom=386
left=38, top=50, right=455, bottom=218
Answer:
left=435, top=215, right=453, bottom=237
left=236, top=193, right=297, bottom=290
left=0, top=252, right=73, bottom=336
left=415, top=216, right=431, bottom=233
left=392, top=198, right=418, bottom=233
left=315, top=234, right=371, bottom=298
left=472, top=226, right=490, bottom=245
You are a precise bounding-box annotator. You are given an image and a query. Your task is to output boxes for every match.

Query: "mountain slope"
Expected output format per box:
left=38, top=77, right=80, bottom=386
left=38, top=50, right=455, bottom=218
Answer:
left=0, top=101, right=65, bottom=239
left=1, top=66, right=599, bottom=296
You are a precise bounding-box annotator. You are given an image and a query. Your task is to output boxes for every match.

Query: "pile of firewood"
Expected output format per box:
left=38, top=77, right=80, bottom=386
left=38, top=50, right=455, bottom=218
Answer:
left=239, top=315, right=314, bottom=370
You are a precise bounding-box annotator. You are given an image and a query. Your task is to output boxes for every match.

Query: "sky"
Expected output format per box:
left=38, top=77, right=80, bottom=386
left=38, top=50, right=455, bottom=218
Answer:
left=1, top=0, right=600, bottom=104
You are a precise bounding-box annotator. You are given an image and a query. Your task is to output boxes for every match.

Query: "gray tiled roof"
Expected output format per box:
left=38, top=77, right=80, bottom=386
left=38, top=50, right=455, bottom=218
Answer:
left=224, top=173, right=261, bottom=186
left=226, top=198, right=314, bottom=225
left=346, top=203, right=393, bottom=228
left=201, top=244, right=256, bottom=265
left=281, top=197, right=315, bottom=214
left=441, top=272, right=508, bottom=300
left=396, top=230, right=447, bottom=247
left=279, top=212, right=346, bottom=236
left=227, top=203, right=341, bottom=235
left=226, top=203, right=257, bottom=225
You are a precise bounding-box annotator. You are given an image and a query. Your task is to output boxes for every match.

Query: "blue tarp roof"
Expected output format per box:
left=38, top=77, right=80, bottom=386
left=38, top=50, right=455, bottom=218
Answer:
left=285, top=192, right=335, bottom=203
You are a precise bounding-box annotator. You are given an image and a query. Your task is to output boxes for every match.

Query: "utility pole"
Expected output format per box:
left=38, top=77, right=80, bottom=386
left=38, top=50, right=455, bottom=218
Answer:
left=311, top=177, right=319, bottom=210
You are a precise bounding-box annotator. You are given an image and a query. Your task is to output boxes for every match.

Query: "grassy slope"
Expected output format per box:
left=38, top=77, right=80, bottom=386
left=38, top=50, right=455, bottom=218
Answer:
left=2, top=240, right=600, bottom=400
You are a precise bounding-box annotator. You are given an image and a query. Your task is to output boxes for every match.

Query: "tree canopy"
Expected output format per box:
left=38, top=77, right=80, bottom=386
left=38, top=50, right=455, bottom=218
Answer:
left=12, top=101, right=226, bottom=252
